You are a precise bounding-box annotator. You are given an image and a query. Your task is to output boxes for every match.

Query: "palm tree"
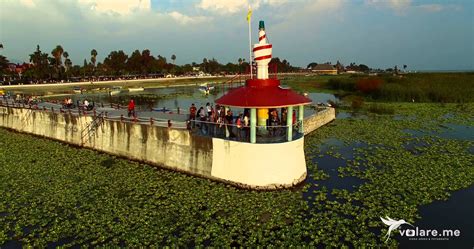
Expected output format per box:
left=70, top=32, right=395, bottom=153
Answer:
left=171, top=54, right=176, bottom=64
left=0, top=43, right=3, bottom=49
left=91, top=49, right=98, bottom=68
left=51, top=45, right=64, bottom=67
left=63, top=51, right=69, bottom=70
left=51, top=45, right=64, bottom=79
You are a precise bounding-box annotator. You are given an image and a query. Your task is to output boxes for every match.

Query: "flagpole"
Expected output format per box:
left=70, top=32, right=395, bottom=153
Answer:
left=248, top=9, right=253, bottom=79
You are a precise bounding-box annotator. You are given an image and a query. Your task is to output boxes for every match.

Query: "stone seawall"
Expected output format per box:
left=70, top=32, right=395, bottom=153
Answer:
left=0, top=106, right=213, bottom=176
left=303, top=107, right=336, bottom=135
left=0, top=106, right=335, bottom=189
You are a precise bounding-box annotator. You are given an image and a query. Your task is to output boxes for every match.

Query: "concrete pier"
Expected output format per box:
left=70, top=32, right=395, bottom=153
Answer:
left=0, top=105, right=335, bottom=189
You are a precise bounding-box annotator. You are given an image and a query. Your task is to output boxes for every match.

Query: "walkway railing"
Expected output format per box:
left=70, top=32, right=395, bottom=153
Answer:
left=1, top=97, right=306, bottom=144
left=81, top=112, right=105, bottom=145
left=189, top=119, right=303, bottom=144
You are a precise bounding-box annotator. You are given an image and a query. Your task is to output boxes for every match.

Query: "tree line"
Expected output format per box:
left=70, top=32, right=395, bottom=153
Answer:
left=0, top=44, right=299, bottom=81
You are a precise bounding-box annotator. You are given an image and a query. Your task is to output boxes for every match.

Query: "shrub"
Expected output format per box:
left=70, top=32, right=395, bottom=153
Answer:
left=327, top=78, right=356, bottom=91
left=368, top=104, right=395, bottom=115
left=356, top=77, right=383, bottom=94
left=351, top=96, right=364, bottom=109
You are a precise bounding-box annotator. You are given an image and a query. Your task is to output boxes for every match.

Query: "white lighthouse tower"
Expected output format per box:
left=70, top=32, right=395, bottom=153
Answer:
left=253, top=21, right=272, bottom=79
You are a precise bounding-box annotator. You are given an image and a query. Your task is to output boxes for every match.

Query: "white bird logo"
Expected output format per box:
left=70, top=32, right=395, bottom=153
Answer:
left=380, top=216, right=413, bottom=242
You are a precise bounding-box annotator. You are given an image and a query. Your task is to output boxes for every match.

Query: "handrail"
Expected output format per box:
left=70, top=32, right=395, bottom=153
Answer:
left=81, top=112, right=105, bottom=145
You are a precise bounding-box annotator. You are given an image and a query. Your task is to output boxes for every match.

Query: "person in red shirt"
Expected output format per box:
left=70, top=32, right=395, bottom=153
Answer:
left=189, top=103, right=197, bottom=128
left=292, top=109, right=297, bottom=125
left=128, top=99, right=135, bottom=117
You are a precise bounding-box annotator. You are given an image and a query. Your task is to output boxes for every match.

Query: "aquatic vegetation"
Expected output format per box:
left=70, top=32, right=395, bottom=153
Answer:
left=304, top=103, right=473, bottom=244
left=325, top=73, right=474, bottom=103
left=0, top=102, right=473, bottom=247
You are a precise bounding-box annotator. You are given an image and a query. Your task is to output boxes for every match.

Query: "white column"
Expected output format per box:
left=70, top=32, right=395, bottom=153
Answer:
left=250, top=108, right=256, bottom=143
left=298, top=105, right=304, bottom=133
left=287, top=106, right=293, bottom=141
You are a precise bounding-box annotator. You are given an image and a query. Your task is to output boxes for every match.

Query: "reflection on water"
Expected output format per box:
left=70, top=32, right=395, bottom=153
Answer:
left=336, top=111, right=368, bottom=120
left=38, top=85, right=337, bottom=117
left=403, top=124, right=474, bottom=141
left=398, top=186, right=474, bottom=249
left=309, top=121, right=474, bottom=248
left=303, top=139, right=366, bottom=206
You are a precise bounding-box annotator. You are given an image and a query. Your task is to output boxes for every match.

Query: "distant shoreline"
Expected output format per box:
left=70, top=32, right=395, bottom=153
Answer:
left=0, top=76, right=232, bottom=90
left=415, top=70, right=474, bottom=73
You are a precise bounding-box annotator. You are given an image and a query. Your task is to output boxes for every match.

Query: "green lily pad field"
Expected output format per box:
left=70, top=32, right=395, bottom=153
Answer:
left=1, top=102, right=473, bottom=247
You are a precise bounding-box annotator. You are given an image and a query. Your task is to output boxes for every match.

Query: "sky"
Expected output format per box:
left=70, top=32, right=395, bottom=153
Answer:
left=0, top=0, right=473, bottom=70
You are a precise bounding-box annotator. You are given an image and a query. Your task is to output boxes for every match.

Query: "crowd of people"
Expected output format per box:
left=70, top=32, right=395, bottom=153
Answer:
left=12, top=94, right=40, bottom=106
left=188, top=103, right=298, bottom=141
left=60, top=98, right=94, bottom=111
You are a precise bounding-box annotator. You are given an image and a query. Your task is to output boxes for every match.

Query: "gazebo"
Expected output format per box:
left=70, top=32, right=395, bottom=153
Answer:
left=216, top=21, right=311, bottom=143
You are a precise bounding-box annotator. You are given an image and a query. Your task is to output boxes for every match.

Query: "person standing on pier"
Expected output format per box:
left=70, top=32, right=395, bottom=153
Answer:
left=243, top=112, right=249, bottom=141
left=206, top=102, right=212, bottom=117
left=189, top=103, right=197, bottom=128
left=128, top=99, right=135, bottom=118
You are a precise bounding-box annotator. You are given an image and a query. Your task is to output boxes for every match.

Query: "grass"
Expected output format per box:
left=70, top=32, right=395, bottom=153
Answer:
left=1, top=102, right=473, bottom=247
left=282, top=74, right=350, bottom=93
left=325, top=73, right=474, bottom=103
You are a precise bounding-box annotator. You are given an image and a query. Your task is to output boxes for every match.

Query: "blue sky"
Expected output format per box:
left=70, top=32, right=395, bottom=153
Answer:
left=0, top=0, right=473, bottom=70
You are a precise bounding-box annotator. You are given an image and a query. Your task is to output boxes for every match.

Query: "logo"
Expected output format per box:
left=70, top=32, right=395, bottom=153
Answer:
left=380, top=216, right=413, bottom=242
left=380, top=216, right=461, bottom=242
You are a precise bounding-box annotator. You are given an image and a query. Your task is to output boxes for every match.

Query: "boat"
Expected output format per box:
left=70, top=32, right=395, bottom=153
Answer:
left=73, top=87, right=82, bottom=94
left=198, top=83, right=215, bottom=95
left=152, top=107, right=171, bottom=112
left=128, top=87, right=145, bottom=92
left=109, top=86, right=122, bottom=96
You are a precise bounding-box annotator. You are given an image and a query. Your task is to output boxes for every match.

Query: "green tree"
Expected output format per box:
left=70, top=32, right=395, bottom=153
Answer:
left=141, top=49, right=154, bottom=75
left=29, top=45, right=51, bottom=80
left=51, top=45, right=64, bottom=79
left=104, top=50, right=128, bottom=76
left=171, top=54, right=176, bottom=64
left=307, top=62, right=318, bottom=69
left=0, top=55, right=9, bottom=74
left=358, top=64, right=370, bottom=72
left=126, top=50, right=142, bottom=74
left=153, top=55, right=167, bottom=73
left=270, top=57, right=296, bottom=72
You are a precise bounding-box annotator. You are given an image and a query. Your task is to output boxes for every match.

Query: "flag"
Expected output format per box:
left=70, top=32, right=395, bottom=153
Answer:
left=246, top=8, right=252, bottom=23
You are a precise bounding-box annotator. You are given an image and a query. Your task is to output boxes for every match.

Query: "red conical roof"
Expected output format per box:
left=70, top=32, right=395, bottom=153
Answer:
left=216, top=79, right=311, bottom=108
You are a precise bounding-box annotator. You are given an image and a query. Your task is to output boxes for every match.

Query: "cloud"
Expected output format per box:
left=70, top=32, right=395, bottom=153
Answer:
left=197, top=0, right=248, bottom=14
left=365, top=0, right=411, bottom=12
left=196, top=0, right=290, bottom=14
left=365, top=0, right=462, bottom=14
left=168, top=11, right=211, bottom=25
left=78, top=0, right=151, bottom=15
left=19, top=0, right=36, bottom=8
left=307, top=0, right=344, bottom=12
left=417, top=4, right=462, bottom=13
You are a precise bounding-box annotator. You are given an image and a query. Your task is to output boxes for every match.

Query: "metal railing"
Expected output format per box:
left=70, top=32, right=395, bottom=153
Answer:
left=81, top=112, right=105, bottom=145
left=189, top=119, right=303, bottom=143
left=1, top=99, right=305, bottom=143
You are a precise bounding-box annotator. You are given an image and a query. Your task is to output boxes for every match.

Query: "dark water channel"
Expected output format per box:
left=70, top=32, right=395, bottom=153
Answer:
left=307, top=114, right=474, bottom=248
